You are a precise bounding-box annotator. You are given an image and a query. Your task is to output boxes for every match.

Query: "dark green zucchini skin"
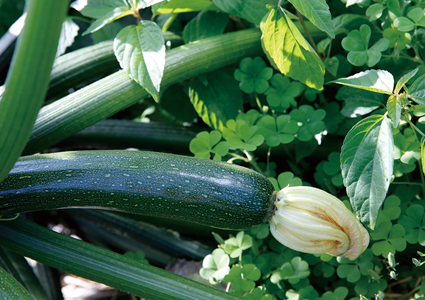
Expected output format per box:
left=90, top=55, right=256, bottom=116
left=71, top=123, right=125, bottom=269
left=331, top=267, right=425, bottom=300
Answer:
left=0, top=151, right=275, bottom=230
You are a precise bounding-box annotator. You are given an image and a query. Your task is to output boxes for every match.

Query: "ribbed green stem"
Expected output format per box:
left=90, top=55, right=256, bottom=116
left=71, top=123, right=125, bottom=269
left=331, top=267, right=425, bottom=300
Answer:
left=23, top=28, right=264, bottom=154
left=0, top=218, right=239, bottom=300
left=47, top=40, right=118, bottom=99
left=0, top=0, right=68, bottom=183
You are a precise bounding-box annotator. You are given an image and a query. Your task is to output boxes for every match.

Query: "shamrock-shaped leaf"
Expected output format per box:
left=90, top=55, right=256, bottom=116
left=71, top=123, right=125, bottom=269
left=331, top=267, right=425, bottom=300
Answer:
left=271, top=257, right=310, bottom=285
left=321, top=287, right=349, bottom=300
left=189, top=131, right=229, bottom=160
left=222, top=120, right=264, bottom=151
left=371, top=221, right=406, bottom=257
left=323, top=152, right=343, bottom=186
left=393, top=128, right=421, bottom=165
left=398, top=204, right=425, bottom=245
left=323, top=102, right=345, bottom=134
left=383, top=28, right=411, bottom=50
left=234, top=57, right=273, bottom=94
left=223, top=231, right=253, bottom=258
left=313, top=263, right=335, bottom=278
left=286, top=286, right=319, bottom=300
left=325, top=57, right=339, bottom=77
left=407, top=74, right=425, bottom=106
left=268, top=171, right=303, bottom=192
left=236, top=109, right=262, bottom=127
left=394, top=17, right=415, bottom=32
left=365, top=3, right=384, bottom=21
left=242, top=287, right=264, bottom=300
left=224, top=264, right=260, bottom=293
left=289, top=105, right=326, bottom=142
left=336, top=249, right=374, bottom=283
left=257, top=115, right=298, bottom=147
left=378, top=195, right=401, bottom=221
left=265, top=74, right=304, bottom=110
left=342, top=24, right=389, bottom=67
left=200, top=248, right=230, bottom=284
left=354, top=276, right=388, bottom=298
left=255, top=252, right=284, bottom=276
left=250, top=223, right=270, bottom=240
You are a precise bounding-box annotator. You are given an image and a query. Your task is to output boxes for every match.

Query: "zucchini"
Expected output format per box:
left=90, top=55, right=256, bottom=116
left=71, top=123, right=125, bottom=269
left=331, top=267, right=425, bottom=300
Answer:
left=0, top=150, right=276, bottom=230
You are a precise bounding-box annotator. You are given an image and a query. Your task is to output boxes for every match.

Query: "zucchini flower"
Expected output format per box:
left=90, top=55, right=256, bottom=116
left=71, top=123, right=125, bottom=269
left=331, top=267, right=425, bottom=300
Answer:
left=270, top=186, right=369, bottom=260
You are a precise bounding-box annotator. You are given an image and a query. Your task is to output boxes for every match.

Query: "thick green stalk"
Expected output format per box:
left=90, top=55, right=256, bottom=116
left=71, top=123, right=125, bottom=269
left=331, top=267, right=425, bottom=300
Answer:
left=23, top=28, right=264, bottom=154
left=0, top=218, right=239, bottom=300
left=0, top=0, right=68, bottom=183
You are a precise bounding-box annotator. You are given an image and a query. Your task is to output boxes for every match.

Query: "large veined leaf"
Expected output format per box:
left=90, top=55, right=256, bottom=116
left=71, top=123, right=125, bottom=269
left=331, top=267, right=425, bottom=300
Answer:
left=114, top=21, right=165, bottom=102
left=212, top=0, right=269, bottom=24
left=182, top=11, right=228, bottom=43
left=394, top=68, right=418, bottom=94
left=56, top=18, right=79, bottom=57
left=189, top=70, right=243, bottom=131
left=335, top=86, right=384, bottom=118
left=156, top=0, right=220, bottom=14
left=261, top=7, right=325, bottom=90
left=287, top=0, right=335, bottom=38
left=71, top=0, right=133, bottom=34
left=407, top=74, right=425, bottom=106
left=0, top=267, right=34, bottom=300
left=331, top=69, right=394, bottom=95
left=386, top=95, right=401, bottom=128
left=341, top=115, right=394, bottom=229
left=135, top=0, right=164, bottom=9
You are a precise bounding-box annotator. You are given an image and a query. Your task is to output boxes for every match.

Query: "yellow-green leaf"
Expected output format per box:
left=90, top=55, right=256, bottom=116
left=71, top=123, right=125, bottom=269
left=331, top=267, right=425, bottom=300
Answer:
left=261, top=7, right=325, bottom=90
left=386, top=95, right=401, bottom=128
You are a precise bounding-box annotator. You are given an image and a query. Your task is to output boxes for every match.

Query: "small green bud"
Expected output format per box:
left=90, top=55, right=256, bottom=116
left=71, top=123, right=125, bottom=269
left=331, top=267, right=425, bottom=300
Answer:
left=359, top=295, right=368, bottom=300
left=368, top=269, right=382, bottom=282
left=413, top=258, right=422, bottom=267
left=389, top=270, right=397, bottom=280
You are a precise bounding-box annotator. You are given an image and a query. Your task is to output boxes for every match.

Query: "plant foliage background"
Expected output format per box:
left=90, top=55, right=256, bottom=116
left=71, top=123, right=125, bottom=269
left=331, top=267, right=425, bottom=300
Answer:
left=3, top=0, right=425, bottom=299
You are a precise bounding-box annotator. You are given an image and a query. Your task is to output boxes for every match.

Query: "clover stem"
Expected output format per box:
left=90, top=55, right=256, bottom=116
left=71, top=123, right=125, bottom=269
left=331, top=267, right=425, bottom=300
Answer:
left=227, top=153, right=248, bottom=164
left=243, top=150, right=263, bottom=174
left=254, top=92, right=265, bottom=113
left=267, top=147, right=272, bottom=176
left=162, top=13, right=178, bottom=32
left=296, top=9, right=320, bottom=56
left=406, top=117, right=425, bottom=137
left=225, top=282, right=231, bottom=292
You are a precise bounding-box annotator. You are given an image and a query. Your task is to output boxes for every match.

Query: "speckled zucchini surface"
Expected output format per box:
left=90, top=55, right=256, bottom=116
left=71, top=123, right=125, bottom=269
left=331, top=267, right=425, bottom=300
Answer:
left=0, top=150, right=276, bottom=230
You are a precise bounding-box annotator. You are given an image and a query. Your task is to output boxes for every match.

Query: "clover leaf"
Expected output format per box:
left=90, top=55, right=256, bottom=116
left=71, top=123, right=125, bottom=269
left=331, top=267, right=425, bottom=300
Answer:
left=222, top=119, right=264, bottom=151
left=313, top=263, right=335, bottom=278
left=342, top=24, right=389, bottom=67
left=323, top=102, right=345, bottom=134
left=223, top=231, right=253, bottom=258
left=383, top=28, right=411, bottom=50
left=243, top=287, right=265, bottom=300
left=268, top=171, right=303, bottom=192
left=234, top=57, right=273, bottom=94
left=256, top=114, right=298, bottom=147
left=371, top=221, right=406, bottom=257
left=398, top=204, right=425, bottom=245
left=236, top=109, right=262, bottom=126
left=249, top=223, right=270, bottom=240
left=286, top=286, right=319, bottom=300
left=200, top=248, right=230, bottom=284
left=189, top=130, right=229, bottom=160
left=255, top=252, right=285, bottom=276
left=378, top=195, right=401, bottom=222
left=289, top=105, right=326, bottom=142
left=271, top=257, right=310, bottom=285
left=321, top=287, right=349, bottom=300
left=336, top=249, right=374, bottom=283
left=224, top=265, right=260, bottom=292
left=265, top=74, right=304, bottom=110
left=393, top=128, right=421, bottom=165
left=354, top=276, right=388, bottom=298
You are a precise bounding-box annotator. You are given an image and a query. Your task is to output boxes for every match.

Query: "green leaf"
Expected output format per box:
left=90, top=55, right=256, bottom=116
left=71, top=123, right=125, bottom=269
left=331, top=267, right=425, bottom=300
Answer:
left=407, top=7, right=425, bottom=23
left=212, top=0, right=268, bottom=24
left=386, top=95, right=401, bottom=128
left=399, top=204, right=425, bottom=245
left=223, top=232, right=252, bottom=258
left=182, top=11, right=228, bottom=43
left=336, top=86, right=383, bottom=118
left=189, top=70, right=243, bottom=131
left=114, top=21, right=165, bottom=102
left=0, top=267, right=35, bottom=300
left=200, top=248, right=231, bottom=284
left=261, top=7, right=325, bottom=90
left=341, top=25, right=389, bottom=67
left=71, top=0, right=128, bottom=19
left=325, top=57, right=339, bottom=77
left=341, top=115, right=394, bottom=229
left=371, top=222, right=406, bottom=257
left=189, top=131, right=229, bottom=160
left=234, top=57, right=273, bottom=94
left=394, top=17, right=415, bottom=32
left=265, top=74, right=304, bottom=110
left=56, top=18, right=79, bottom=57
left=331, top=69, right=394, bottom=95
left=394, top=68, right=418, bottom=94
left=422, top=136, right=425, bottom=175
left=155, top=0, right=220, bottom=14
left=135, top=0, right=164, bottom=9
left=366, top=3, right=384, bottom=21
left=287, top=0, right=335, bottom=38
left=257, top=114, right=298, bottom=147
left=84, top=6, right=132, bottom=35
left=407, top=74, right=425, bottom=105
